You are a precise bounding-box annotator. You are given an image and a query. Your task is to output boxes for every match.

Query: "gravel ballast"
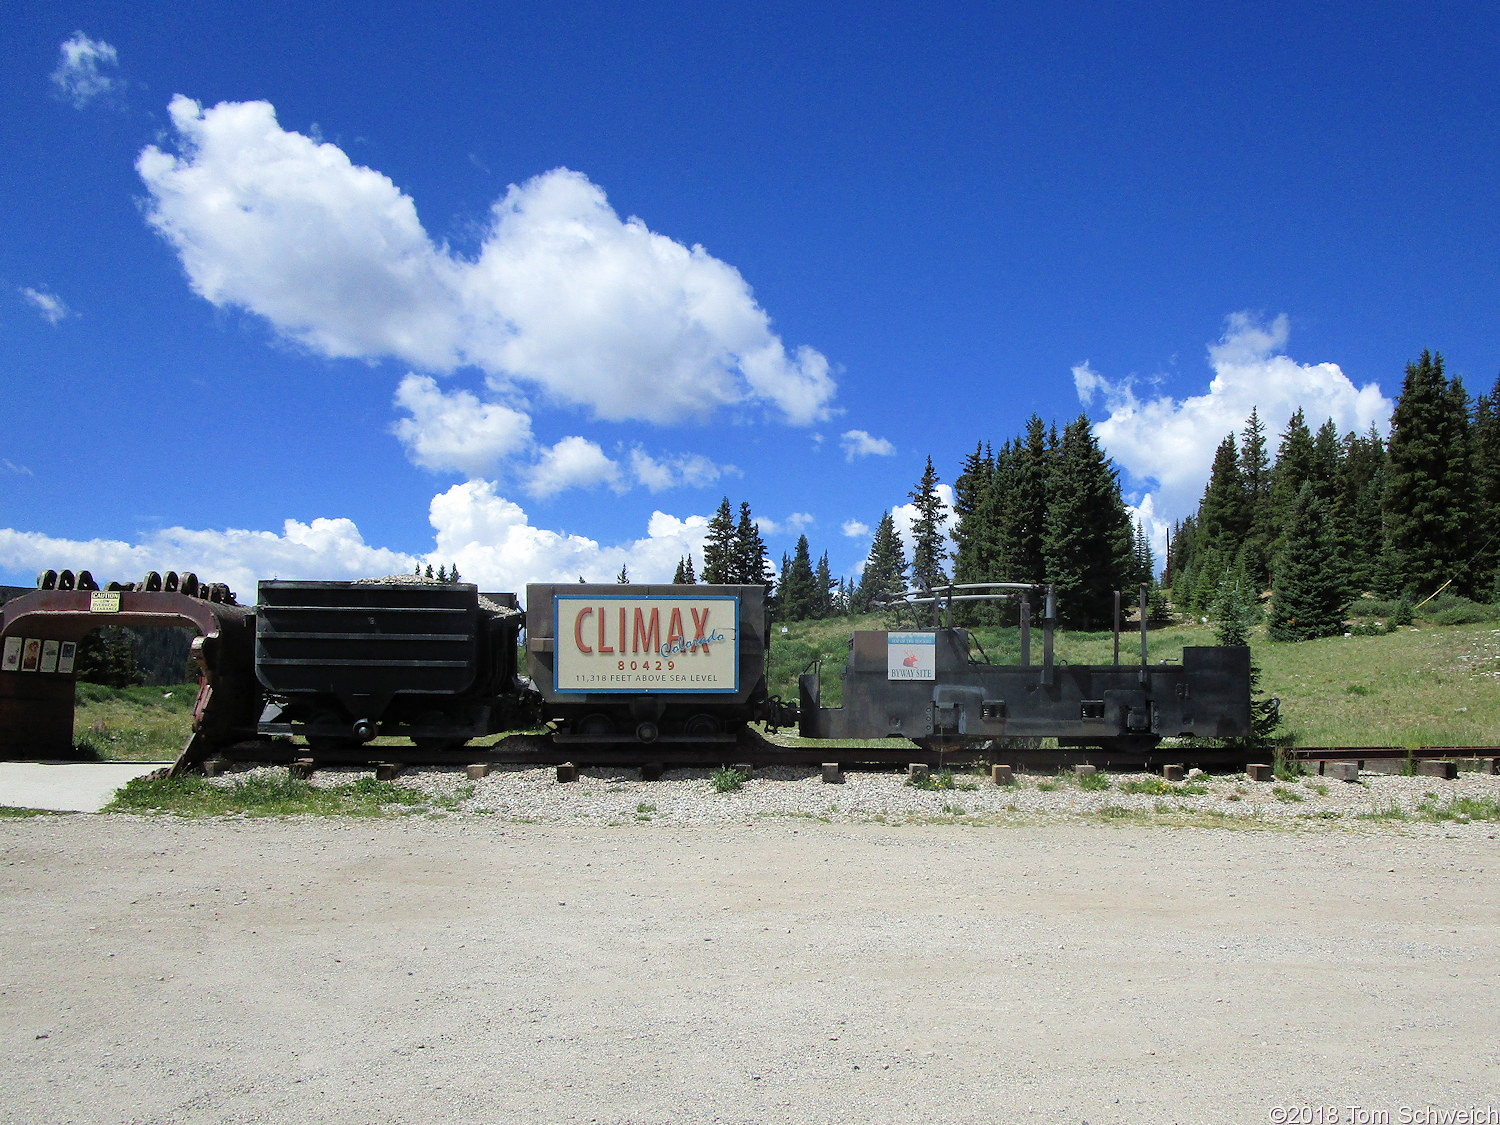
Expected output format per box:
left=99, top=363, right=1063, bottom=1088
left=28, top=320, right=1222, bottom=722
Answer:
left=212, top=759, right=1500, bottom=832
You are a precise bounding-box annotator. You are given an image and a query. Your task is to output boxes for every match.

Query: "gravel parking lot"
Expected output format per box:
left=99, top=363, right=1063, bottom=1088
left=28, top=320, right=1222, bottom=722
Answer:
left=3, top=789, right=1498, bottom=1125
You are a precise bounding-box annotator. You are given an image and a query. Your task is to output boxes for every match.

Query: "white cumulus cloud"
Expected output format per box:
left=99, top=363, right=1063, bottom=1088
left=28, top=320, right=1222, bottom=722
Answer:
left=628, top=448, right=734, bottom=493
left=20, top=287, right=70, bottom=325
left=427, top=482, right=708, bottom=588
left=51, top=32, right=119, bottom=108
left=392, top=373, right=532, bottom=477
left=0, top=491, right=716, bottom=601
left=1078, top=312, right=1394, bottom=525
left=841, top=519, right=869, bottom=538
left=523, top=437, right=624, bottom=498
left=137, top=96, right=836, bottom=429
left=0, top=519, right=414, bottom=604
left=840, top=429, right=895, bottom=461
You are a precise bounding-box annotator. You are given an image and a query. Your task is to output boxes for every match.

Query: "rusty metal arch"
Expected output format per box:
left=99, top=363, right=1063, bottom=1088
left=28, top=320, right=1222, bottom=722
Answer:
left=0, top=590, right=259, bottom=768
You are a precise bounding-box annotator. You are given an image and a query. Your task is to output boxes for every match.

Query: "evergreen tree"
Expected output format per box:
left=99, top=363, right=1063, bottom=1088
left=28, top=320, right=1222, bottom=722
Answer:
left=616, top=564, right=629, bottom=584
left=75, top=627, right=143, bottom=688
left=673, top=557, right=688, bottom=584
left=1269, top=408, right=1314, bottom=564
left=1010, top=416, right=1051, bottom=582
left=731, top=502, right=774, bottom=596
left=1382, top=350, right=1475, bottom=597
left=780, top=536, right=817, bottom=620
left=1042, top=415, right=1133, bottom=628
left=813, top=552, right=835, bottom=618
left=1197, top=434, right=1250, bottom=554
left=1310, top=418, right=1344, bottom=506
left=1472, top=376, right=1500, bottom=596
left=437, top=564, right=447, bottom=583
left=1239, top=407, right=1274, bottom=585
left=854, top=512, right=908, bottom=610
left=950, top=443, right=992, bottom=587
left=424, top=563, right=434, bottom=579
left=1268, top=483, right=1349, bottom=640
left=1210, top=573, right=1281, bottom=747
left=682, top=553, right=696, bottom=583
left=1333, top=427, right=1386, bottom=595
left=449, top=563, right=461, bottom=584
left=907, top=456, right=950, bottom=591
left=701, top=498, right=736, bottom=584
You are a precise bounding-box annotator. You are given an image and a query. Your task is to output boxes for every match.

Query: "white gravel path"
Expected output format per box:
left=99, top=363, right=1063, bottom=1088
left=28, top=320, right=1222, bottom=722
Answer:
left=2, top=786, right=1498, bottom=1124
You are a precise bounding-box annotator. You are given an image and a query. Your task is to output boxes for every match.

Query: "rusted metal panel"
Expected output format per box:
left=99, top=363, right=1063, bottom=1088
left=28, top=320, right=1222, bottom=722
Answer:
left=0, top=588, right=258, bottom=763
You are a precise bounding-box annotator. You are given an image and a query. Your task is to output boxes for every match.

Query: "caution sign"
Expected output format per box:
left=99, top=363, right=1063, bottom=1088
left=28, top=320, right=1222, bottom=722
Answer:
left=553, top=594, right=739, bottom=694
left=887, top=632, right=936, bottom=681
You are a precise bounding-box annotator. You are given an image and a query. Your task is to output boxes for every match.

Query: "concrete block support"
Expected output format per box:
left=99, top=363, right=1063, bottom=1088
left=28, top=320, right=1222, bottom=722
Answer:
left=466, top=763, right=490, bottom=780
left=556, top=762, right=578, bottom=783
left=908, top=763, right=930, bottom=782
left=1162, top=764, right=1184, bottom=782
left=732, top=763, right=754, bottom=778
left=991, top=764, right=1014, bottom=786
left=375, top=763, right=401, bottom=782
left=1326, top=761, right=1359, bottom=783
left=1418, top=759, right=1458, bottom=780
left=1246, top=763, right=1274, bottom=782
left=289, top=758, right=315, bottom=780
left=821, top=762, right=842, bottom=784
left=641, top=762, right=664, bottom=782
left=1073, top=764, right=1097, bottom=777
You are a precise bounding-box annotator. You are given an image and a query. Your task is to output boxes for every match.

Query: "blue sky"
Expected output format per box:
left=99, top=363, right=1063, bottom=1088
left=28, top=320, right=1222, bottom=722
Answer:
left=3, top=2, right=1496, bottom=598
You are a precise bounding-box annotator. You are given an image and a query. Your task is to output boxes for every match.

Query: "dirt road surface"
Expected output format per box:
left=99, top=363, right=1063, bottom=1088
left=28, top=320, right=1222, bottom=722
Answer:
left=3, top=816, right=1497, bottom=1124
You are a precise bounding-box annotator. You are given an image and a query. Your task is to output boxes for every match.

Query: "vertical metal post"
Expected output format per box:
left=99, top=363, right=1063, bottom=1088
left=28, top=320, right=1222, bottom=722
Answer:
left=1042, top=585, right=1056, bottom=687
left=1138, top=583, right=1149, bottom=685
left=1019, top=595, right=1031, bottom=667
left=1112, top=590, right=1121, bottom=666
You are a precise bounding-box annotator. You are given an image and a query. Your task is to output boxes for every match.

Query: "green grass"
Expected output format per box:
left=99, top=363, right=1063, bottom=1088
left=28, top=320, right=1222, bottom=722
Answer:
left=1118, top=776, right=1209, bottom=797
left=74, top=681, right=199, bottom=761
left=1419, top=794, right=1500, bottom=822
left=1076, top=769, right=1111, bottom=791
left=106, top=772, right=428, bottom=817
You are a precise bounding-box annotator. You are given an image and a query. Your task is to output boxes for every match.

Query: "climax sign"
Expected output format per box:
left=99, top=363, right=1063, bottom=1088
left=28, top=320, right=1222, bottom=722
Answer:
left=553, top=594, right=739, bottom=693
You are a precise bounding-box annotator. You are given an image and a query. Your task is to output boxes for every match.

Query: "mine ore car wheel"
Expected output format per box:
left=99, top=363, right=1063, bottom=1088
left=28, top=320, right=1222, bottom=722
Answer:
left=683, top=713, right=722, bottom=738
left=575, top=712, right=615, bottom=738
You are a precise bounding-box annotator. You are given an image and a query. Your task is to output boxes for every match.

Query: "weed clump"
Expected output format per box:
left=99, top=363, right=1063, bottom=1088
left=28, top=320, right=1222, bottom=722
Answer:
left=711, top=766, right=748, bottom=793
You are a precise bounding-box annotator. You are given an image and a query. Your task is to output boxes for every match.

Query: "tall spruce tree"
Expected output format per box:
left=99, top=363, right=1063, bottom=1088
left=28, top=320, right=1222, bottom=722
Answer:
left=1042, top=415, right=1133, bottom=628
left=701, top=498, right=735, bottom=583
left=1334, top=427, right=1385, bottom=596
left=1382, top=350, right=1474, bottom=597
left=781, top=536, right=816, bottom=620
left=907, top=456, right=950, bottom=591
left=1239, top=407, right=1274, bottom=585
left=1269, top=408, right=1315, bottom=565
left=1268, top=482, right=1349, bottom=640
left=855, top=512, right=908, bottom=610
left=1197, top=434, right=1250, bottom=555
left=950, top=442, right=993, bottom=589
left=1472, top=376, right=1500, bottom=596
left=813, top=552, right=835, bottom=619
left=1011, top=416, right=1051, bottom=582
left=731, top=502, right=773, bottom=594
